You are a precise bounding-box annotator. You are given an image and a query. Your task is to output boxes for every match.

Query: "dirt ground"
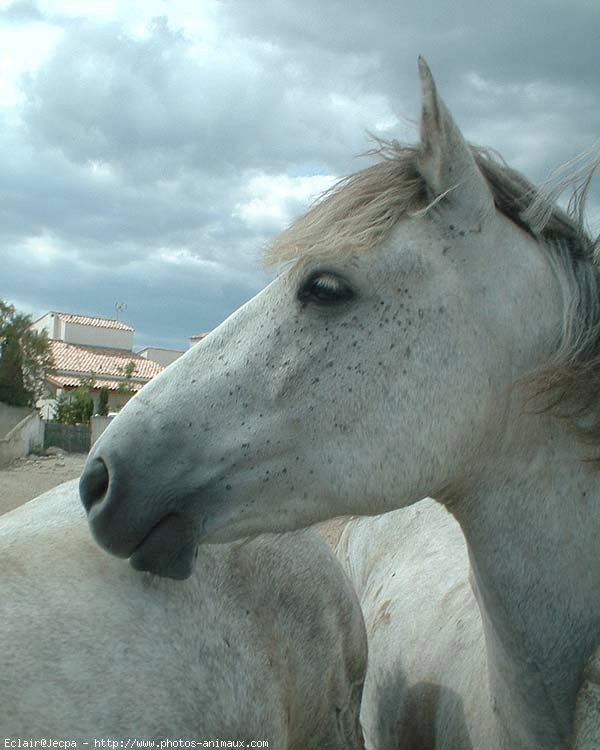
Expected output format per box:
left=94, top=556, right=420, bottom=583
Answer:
left=0, top=452, right=348, bottom=547
left=0, top=452, right=87, bottom=517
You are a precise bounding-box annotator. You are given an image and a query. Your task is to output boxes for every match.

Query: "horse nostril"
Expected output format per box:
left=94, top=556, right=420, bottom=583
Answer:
left=79, top=457, right=110, bottom=513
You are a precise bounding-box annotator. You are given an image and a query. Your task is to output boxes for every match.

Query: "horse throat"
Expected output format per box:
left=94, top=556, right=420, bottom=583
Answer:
left=447, top=427, right=600, bottom=748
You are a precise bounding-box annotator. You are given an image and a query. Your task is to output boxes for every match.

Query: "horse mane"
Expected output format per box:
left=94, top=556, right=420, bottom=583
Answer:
left=265, top=140, right=600, bottom=456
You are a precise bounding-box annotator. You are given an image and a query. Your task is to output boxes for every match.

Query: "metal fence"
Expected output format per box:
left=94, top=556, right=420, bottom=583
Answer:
left=44, top=421, right=90, bottom=454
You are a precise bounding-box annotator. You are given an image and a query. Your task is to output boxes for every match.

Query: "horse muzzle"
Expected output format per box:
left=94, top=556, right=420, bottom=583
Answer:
left=79, top=454, right=200, bottom=580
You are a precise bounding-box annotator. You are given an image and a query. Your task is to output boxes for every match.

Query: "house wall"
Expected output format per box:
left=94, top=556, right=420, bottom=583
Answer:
left=32, top=314, right=133, bottom=350
left=138, top=347, right=184, bottom=368
left=31, top=312, right=60, bottom=339
left=90, top=415, right=114, bottom=445
left=0, top=412, right=44, bottom=467
left=62, top=321, right=133, bottom=350
left=107, top=391, right=135, bottom=413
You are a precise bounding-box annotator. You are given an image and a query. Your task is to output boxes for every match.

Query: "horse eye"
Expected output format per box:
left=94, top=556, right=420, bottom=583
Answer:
left=298, top=272, right=355, bottom=306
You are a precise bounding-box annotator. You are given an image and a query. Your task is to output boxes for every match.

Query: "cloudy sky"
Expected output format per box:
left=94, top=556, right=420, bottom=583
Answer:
left=1, top=0, right=599, bottom=350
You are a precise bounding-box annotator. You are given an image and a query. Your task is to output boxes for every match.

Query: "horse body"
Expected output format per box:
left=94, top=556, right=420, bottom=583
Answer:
left=0, top=481, right=366, bottom=746
left=337, top=501, right=486, bottom=749
left=79, top=59, right=600, bottom=747
left=338, top=485, right=600, bottom=749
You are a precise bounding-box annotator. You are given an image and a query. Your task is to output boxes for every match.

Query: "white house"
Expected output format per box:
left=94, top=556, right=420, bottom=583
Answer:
left=33, top=312, right=164, bottom=418
left=138, top=346, right=185, bottom=368
left=32, top=311, right=134, bottom=350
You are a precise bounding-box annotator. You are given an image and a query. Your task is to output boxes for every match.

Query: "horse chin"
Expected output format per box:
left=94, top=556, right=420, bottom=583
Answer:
left=128, top=512, right=198, bottom=580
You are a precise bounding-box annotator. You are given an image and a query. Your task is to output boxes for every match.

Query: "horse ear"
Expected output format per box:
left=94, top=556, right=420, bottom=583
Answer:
left=417, top=57, right=494, bottom=226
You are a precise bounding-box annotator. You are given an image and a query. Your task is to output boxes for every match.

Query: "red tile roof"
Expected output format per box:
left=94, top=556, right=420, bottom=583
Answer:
left=47, top=375, right=146, bottom=393
left=48, top=340, right=163, bottom=386
left=52, top=312, right=134, bottom=332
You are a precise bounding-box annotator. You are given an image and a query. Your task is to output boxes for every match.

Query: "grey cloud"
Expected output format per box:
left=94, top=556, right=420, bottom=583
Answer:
left=225, top=0, right=600, bottom=87
left=2, top=244, right=269, bottom=350
left=225, top=0, right=600, bottom=173
left=0, top=1, right=43, bottom=24
left=2, top=1, right=599, bottom=347
left=0, top=128, right=233, bottom=260
left=21, top=16, right=379, bottom=179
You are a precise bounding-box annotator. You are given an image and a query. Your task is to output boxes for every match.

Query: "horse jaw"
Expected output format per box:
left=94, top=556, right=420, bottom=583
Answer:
left=417, top=56, right=495, bottom=228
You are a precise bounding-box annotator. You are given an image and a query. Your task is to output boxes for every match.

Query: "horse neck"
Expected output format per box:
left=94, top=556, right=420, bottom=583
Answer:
left=448, top=415, right=600, bottom=748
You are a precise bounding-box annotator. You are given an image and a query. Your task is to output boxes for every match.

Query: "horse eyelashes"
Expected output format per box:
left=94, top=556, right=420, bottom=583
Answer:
left=298, top=272, right=354, bottom=305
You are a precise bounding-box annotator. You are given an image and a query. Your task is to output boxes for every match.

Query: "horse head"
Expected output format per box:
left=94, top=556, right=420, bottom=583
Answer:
left=80, top=59, right=564, bottom=577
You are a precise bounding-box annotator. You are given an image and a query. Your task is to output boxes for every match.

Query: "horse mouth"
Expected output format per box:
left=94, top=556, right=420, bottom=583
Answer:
left=128, top=512, right=199, bottom=580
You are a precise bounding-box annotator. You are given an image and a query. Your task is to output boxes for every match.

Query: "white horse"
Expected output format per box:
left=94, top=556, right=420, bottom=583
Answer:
left=0, top=481, right=366, bottom=746
left=79, top=57, right=600, bottom=748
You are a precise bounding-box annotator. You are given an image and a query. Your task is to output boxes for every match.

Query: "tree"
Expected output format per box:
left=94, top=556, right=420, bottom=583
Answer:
left=98, top=387, right=109, bottom=416
left=116, top=360, right=137, bottom=395
left=0, top=301, right=53, bottom=407
left=53, top=392, right=74, bottom=424
left=0, top=329, right=28, bottom=406
left=54, top=375, right=95, bottom=425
